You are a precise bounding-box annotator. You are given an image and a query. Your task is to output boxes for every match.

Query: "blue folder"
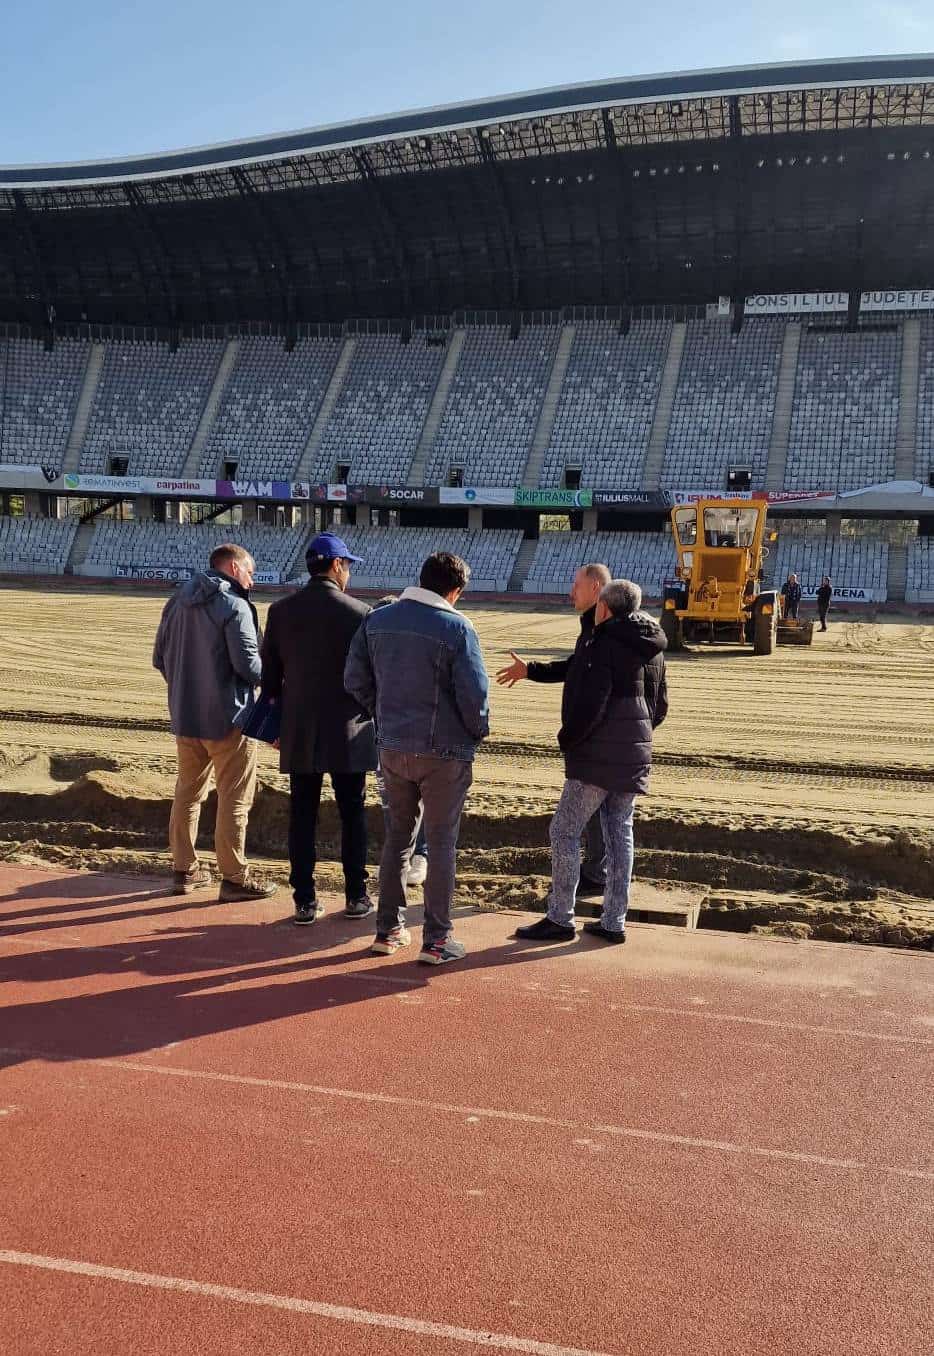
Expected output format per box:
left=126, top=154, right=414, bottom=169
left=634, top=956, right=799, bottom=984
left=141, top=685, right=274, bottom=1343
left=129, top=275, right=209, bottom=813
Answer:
left=242, top=694, right=281, bottom=744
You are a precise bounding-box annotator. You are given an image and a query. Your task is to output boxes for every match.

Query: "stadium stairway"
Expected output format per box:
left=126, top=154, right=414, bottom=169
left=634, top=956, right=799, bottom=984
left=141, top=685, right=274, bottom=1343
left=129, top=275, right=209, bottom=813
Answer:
left=641, top=322, right=686, bottom=489
left=407, top=329, right=466, bottom=486
left=765, top=322, right=801, bottom=491
left=522, top=323, right=576, bottom=487
left=894, top=317, right=921, bottom=480
left=181, top=338, right=241, bottom=478
left=507, top=535, right=539, bottom=592
left=65, top=520, right=94, bottom=576
left=293, top=337, right=356, bottom=481
left=62, top=344, right=105, bottom=475
left=887, top=542, right=908, bottom=602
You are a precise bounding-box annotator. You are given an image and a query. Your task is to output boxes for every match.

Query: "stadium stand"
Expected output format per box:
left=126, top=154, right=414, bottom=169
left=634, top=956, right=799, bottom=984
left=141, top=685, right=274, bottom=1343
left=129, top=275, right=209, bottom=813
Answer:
left=0, top=338, right=88, bottom=468
left=539, top=320, right=671, bottom=488
left=79, top=340, right=224, bottom=476
left=906, top=536, right=934, bottom=601
left=522, top=530, right=674, bottom=596
left=769, top=529, right=889, bottom=597
left=310, top=525, right=524, bottom=593
left=425, top=325, right=559, bottom=486
left=81, top=519, right=303, bottom=579
left=916, top=317, right=934, bottom=483
left=0, top=515, right=77, bottom=574
left=199, top=336, right=342, bottom=479
left=784, top=323, right=901, bottom=491
left=661, top=319, right=784, bottom=489
left=313, top=335, right=446, bottom=484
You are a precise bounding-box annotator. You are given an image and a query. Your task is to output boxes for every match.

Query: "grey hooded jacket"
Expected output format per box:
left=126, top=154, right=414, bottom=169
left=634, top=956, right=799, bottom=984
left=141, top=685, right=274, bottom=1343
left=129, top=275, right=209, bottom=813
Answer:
left=153, top=571, right=262, bottom=740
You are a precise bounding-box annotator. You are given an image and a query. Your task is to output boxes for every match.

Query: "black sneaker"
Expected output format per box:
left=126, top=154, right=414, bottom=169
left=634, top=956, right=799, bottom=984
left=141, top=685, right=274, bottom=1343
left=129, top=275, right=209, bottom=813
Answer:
left=583, top=921, right=626, bottom=944
left=344, top=895, right=375, bottom=919
left=514, top=916, right=577, bottom=942
left=575, top=878, right=605, bottom=900
left=293, top=900, right=326, bottom=926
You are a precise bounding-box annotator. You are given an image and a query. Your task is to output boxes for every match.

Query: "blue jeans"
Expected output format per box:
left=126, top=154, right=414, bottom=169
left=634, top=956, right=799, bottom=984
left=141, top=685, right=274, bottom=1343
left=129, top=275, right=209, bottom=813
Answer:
left=548, top=779, right=636, bottom=933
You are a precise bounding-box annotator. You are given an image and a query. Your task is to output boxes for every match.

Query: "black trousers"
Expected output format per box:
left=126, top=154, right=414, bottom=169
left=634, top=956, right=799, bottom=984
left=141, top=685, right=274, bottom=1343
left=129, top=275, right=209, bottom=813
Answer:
left=289, top=771, right=368, bottom=904
left=818, top=604, right=829, bottom=628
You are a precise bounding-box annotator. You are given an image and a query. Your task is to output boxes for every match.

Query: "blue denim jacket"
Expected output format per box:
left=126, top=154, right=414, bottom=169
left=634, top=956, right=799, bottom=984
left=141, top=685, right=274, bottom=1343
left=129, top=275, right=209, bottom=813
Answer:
left=344, top=587, right=490, bottom=762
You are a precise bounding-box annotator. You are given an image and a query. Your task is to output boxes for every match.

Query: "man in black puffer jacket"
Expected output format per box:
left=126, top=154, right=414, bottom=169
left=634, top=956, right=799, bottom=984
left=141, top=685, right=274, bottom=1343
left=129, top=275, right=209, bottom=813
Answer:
left=516, top=579, right=668, bottom=946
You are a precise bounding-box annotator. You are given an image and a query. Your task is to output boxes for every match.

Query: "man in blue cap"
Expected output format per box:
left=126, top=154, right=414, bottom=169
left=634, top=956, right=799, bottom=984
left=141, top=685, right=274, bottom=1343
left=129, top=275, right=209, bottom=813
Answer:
left=261, top=531, right=378, bottom=922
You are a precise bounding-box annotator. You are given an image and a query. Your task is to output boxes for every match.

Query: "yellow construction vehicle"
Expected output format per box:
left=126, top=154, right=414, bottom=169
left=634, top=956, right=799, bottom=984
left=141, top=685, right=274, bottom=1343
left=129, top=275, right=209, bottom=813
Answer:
left=660, top=498, right=813, bottom=654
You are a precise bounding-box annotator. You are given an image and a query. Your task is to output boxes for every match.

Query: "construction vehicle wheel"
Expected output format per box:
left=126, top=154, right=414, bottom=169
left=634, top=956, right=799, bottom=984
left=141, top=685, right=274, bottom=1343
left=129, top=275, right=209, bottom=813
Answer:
left=661, top=610, right=683, bottom=652
left=753, top=607, right=776, bottom=655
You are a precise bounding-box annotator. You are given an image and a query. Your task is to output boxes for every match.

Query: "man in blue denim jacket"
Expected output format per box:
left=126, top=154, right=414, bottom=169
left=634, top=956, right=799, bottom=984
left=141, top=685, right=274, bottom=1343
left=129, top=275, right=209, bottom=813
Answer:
left=344, top=552, right=490, bottom=965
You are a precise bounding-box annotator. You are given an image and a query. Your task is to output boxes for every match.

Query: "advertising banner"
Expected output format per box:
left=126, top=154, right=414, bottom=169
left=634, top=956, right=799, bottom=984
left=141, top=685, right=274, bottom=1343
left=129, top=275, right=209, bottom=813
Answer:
left=514, top=488, right=594, bottom=509
left=363, top=485, right=440, bottom=507
left=800, top=584, right=886, bottom=603
left=746, top=289, right=934, bottom=316
left=214, top=478, right=295, bottom=501
left=592, top=490, right=670, bottom=509
left=438, top=486, right=516, bottom=506
left=114, top=564, right=193, bottom=582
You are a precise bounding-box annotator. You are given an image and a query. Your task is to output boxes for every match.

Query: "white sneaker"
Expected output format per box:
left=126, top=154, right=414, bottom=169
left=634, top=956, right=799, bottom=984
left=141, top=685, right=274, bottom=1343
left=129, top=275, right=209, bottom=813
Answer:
left=405, top=853, right=428, bottom=887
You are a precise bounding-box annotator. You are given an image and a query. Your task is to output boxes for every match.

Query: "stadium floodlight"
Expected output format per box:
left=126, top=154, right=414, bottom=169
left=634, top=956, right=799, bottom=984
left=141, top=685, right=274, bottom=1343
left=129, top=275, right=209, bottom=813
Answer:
left=678, top=164, right=685, bottom=173
left=712, top=162, right=720, bottom=172
left=776, top=157, right=783, bottom=166
left=671, top=101, right=684, bottom=117
left=887, top=152, right=896, bottom=160
left=925, top=150, right=932, bottom=159
left=649, top=167, right=657, bottom=176
left=695, top=163, right=703, bottom=172
left=837, top=154, right=845, bottom=163
left=903, top=151, right=911, bottom=159
left=788, top=156, right=797, bottom=165
left=756, top=158, right=765, bottom=168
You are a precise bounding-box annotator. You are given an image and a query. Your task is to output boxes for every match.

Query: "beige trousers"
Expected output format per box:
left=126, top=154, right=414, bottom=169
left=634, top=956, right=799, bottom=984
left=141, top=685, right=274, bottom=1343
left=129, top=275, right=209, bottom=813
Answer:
left=169, top=730, right=259, bottom=884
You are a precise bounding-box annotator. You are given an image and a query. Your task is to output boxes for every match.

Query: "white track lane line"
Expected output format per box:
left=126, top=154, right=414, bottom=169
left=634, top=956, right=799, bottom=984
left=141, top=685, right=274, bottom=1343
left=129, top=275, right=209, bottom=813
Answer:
left=0, top=1249, right=614, bottom=1356
left=2, top=1048, right=931, bottom=1181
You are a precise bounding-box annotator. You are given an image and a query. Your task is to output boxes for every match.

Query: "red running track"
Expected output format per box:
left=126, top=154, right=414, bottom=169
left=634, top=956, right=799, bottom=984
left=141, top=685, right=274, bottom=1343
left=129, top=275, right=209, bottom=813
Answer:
left=0, top=864, right=931, bottom=1355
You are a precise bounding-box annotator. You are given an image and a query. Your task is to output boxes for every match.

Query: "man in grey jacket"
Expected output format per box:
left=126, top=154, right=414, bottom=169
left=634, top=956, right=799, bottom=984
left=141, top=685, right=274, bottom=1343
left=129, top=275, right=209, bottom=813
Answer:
left=153, top=543, right=277, bottom=902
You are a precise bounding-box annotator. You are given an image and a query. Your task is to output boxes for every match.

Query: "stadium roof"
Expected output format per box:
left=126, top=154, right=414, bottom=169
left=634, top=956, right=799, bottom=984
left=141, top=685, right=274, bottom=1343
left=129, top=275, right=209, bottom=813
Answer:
left=3, top=55, right=934, bottom=325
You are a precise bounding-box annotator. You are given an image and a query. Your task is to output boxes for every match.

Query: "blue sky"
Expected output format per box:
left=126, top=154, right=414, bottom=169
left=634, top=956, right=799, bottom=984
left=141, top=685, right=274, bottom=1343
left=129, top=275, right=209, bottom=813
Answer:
left=4, top=1, right=934, bottom=164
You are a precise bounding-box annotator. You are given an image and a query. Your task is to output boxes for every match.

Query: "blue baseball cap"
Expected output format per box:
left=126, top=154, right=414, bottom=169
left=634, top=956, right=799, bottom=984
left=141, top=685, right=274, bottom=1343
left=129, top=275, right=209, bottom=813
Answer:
left=305, top=531, right=364, bottom=565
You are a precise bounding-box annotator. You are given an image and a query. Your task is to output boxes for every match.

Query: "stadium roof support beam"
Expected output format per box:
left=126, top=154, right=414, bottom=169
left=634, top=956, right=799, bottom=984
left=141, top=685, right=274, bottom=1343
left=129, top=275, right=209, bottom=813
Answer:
left=728, top=97, right=746, bottom=329
left=601, top=111, right=632, bottom=305
left=351, top=149, right=413, bottom=313
left=123, top=183, right=178, bottom=328
left=230, top=165, right=293, bottom=328
left=474, top=131, right=521, bottom=310
left=119, top=183, right=171, bottom=328
left=11, top=192, right=53, bottom=335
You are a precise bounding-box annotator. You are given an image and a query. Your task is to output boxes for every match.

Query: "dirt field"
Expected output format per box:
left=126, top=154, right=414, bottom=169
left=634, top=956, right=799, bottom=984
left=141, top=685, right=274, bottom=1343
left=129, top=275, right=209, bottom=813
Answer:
left=0, top=580, right=931, bottom=947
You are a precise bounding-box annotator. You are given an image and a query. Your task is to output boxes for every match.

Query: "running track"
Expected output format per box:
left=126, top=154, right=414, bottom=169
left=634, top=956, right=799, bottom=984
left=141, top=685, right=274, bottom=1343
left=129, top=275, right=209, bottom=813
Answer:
left=0, top=864, right=931, bottom=1355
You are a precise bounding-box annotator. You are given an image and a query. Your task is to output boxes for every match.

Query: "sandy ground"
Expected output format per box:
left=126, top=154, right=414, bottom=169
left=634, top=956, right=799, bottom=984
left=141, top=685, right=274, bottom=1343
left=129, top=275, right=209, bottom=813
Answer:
left=0, top=580, right=931, bottom=947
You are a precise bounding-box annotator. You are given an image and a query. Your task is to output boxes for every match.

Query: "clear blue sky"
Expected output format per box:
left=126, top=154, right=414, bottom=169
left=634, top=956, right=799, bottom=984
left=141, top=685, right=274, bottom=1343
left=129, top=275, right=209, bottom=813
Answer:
left=4, top=1, right=934, bottom=165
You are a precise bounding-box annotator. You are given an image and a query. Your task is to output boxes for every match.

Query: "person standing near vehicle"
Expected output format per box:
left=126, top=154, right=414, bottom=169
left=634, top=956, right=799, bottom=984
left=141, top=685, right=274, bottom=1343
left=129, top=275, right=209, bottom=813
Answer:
left=816, top=576, right=833, bottom=631
left=153, top=543, right=277, bottom=902
left=781, top=572, right=803, bottom=620
left=261, top=532, right=377, bottom=924
left=495, top=563, right=611, bottom=898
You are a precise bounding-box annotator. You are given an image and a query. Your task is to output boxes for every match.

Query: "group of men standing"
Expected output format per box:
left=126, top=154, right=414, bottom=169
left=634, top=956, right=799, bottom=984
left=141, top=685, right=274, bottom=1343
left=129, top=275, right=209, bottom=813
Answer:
left=153, top=533, right=669, bottom=963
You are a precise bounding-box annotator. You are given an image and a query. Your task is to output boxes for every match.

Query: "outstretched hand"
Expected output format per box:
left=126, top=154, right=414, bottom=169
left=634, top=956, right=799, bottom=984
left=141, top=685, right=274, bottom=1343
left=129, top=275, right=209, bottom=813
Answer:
left=495, top=651, right=528, bottom=687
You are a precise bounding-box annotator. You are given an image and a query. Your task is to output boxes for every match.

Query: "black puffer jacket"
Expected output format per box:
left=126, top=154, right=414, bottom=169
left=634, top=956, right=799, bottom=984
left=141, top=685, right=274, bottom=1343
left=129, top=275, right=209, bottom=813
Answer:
left=558, top=612, right=668, bottom=795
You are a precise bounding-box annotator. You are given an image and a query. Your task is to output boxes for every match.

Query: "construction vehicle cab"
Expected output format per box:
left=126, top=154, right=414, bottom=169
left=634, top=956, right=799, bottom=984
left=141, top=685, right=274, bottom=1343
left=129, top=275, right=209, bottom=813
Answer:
left=661, top=498, right=785, bottom=654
